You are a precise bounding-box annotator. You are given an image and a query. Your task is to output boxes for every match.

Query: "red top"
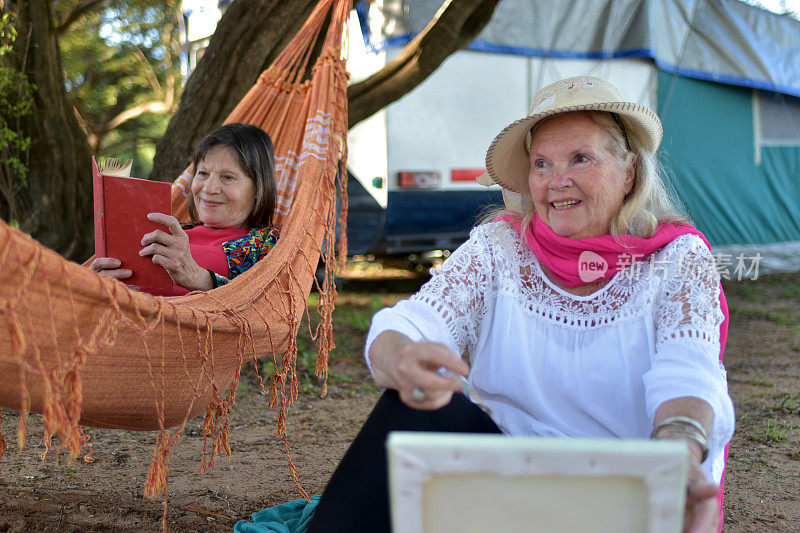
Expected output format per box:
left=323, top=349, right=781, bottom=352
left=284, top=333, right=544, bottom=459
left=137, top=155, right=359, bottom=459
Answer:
left=144, top=225, right=249, bottom=297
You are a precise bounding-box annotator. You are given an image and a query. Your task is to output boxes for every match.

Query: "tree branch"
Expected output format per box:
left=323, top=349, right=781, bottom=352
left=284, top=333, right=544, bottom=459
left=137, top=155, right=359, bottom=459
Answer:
left=347, top=0, right=502, bottom=128
left=102, top=135, right=163, bottom=154
left=56, top=0, right=107, bottom=34
left=71, top=99, right=96, bottom=140
left=104, top=98, right=173, bottom=132
left=133, top=45, right=162, bottom=93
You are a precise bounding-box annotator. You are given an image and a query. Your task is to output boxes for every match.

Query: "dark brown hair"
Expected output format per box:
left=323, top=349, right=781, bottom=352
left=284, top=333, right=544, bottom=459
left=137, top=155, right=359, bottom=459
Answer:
left=188, top=123, right=277, bottom=228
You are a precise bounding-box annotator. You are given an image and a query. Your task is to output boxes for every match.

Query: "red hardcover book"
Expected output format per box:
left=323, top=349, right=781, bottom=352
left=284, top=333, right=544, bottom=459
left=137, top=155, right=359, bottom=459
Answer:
left=92, top=156, right=173, bottom=290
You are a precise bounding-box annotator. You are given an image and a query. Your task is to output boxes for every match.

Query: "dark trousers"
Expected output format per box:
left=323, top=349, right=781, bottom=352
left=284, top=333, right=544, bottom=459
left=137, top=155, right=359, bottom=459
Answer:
left=307, top=389, right=501, bottom=532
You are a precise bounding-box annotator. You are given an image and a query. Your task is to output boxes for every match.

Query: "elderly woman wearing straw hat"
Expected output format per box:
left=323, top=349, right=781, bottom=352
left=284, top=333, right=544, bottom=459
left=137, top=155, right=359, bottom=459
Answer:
left=308, top=76, right=734, bottom=533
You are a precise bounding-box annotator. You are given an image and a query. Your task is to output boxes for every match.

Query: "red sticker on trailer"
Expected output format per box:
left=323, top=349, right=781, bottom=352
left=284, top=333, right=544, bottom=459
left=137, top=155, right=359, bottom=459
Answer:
left=451, top=168, right=486, bottom=182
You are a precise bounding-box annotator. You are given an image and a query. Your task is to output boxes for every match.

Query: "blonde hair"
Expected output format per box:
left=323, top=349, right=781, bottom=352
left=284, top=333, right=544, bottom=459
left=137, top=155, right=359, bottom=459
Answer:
left=483, top=111, right=689, bottom=238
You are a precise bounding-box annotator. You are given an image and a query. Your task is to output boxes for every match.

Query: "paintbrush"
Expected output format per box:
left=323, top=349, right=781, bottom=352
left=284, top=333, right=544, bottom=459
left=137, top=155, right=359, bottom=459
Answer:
left=438, top=367, right=492, bottom=416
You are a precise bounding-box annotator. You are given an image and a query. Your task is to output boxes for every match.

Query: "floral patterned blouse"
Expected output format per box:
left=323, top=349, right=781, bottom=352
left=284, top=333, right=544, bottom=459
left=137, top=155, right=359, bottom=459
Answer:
left=209, top=225, right=280, bottom=288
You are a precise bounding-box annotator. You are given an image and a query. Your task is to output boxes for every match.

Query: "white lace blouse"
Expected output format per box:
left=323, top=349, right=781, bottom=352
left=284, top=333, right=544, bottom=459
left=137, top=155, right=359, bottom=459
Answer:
left=365, top=221, right=734, bottom=483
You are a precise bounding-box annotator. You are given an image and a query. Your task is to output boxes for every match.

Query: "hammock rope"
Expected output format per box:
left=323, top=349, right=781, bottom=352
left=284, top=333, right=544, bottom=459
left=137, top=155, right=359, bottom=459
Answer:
left=0, top=0, right=351, bottom=525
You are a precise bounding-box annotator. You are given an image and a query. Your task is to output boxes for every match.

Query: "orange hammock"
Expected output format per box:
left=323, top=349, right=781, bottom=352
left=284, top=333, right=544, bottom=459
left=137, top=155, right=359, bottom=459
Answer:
left=0, top=0, right=350, bottom=502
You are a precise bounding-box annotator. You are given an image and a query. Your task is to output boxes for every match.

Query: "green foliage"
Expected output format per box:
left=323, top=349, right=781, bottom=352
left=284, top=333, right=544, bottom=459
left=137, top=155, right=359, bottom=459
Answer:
left=0, top=12, right=35, bottom=199
left=749, top=418, right=793, bottom=445
left=337, top=307, right=373, bottom=332
left=782, top=280, right=800, bottom=300
left=55, top=0, right=182, bottom=172
left=0, top=12, right=15, bottom=55
left=728, top=303, right=795, bottom=326
left=369, top=294, right=385, bottom=314
left=772, top=393, right=800, bottom=415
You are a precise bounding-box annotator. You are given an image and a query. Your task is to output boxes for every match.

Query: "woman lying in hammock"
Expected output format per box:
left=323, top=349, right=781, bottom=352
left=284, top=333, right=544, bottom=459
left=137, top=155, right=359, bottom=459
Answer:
left=90, top=123, right=279, bottom=296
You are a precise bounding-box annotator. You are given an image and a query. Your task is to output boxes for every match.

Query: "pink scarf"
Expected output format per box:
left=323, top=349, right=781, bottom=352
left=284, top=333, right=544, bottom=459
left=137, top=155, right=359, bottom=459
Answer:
left=498, top=213, right=705, bottom=286
left=498, top=213, right=730, bottom=520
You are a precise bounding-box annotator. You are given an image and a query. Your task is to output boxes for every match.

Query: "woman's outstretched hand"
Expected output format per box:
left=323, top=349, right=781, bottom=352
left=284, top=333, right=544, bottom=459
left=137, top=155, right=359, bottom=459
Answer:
left=683, top=455, right=720, bottom=533
left=140, top=213, right=211, bottom=291
left=369, top=331, right=469, bottom=410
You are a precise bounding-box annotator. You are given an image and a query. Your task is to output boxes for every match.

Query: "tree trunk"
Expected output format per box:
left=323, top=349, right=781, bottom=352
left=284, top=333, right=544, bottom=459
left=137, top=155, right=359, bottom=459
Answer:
left=148, top=0, right=318, bottom=182
left=10, top=0, right=93, bottom=260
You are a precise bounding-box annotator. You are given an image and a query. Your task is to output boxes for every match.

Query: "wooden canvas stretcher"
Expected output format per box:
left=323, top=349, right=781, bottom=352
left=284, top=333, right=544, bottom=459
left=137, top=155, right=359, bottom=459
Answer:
left=388, top=432, right=689, bottom=533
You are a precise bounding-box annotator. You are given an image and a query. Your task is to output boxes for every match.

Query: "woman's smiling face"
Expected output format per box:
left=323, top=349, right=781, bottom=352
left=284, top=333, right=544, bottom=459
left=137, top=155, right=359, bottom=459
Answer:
left=191, top=145, right=257, bottom=229
left=528, top=112, right=634, bottom=239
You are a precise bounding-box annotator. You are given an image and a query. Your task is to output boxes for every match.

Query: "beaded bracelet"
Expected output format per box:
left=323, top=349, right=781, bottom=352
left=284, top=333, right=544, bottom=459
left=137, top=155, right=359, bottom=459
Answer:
left=651, top=416, right=709, bottom=462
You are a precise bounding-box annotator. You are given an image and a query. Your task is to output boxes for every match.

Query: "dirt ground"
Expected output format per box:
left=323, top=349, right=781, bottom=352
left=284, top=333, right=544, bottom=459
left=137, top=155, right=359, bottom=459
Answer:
left=1, top=265, right=798, bottom=532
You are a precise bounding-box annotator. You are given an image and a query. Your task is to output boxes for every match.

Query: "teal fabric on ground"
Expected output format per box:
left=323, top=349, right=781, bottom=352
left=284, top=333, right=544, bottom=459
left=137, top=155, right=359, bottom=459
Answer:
left=234, top=495, right=321, bottom=533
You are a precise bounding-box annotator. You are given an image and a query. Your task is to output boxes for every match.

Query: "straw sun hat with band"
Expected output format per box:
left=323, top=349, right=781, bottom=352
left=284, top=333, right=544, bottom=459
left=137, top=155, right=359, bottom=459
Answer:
left=480, top=75, right=664, bottom=195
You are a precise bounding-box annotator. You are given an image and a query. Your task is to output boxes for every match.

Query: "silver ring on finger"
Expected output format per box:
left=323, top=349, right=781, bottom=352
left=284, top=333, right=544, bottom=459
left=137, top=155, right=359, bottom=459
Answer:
left=411, top=387, right=427, bottom=403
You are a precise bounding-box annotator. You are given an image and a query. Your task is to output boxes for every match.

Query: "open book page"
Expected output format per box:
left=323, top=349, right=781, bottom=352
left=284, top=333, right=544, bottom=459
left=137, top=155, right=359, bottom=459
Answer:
left=99, top=157, right=133, bottom=177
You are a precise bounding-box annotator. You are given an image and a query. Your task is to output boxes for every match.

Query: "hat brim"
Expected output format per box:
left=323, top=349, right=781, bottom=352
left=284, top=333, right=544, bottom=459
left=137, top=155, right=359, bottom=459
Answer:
left=485, top=103, right=662, bottom=194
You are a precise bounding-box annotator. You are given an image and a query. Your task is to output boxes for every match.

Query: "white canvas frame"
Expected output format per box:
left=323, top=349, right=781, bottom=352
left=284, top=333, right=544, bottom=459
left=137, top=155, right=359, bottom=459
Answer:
left=388, top=432, right=688, bottom=533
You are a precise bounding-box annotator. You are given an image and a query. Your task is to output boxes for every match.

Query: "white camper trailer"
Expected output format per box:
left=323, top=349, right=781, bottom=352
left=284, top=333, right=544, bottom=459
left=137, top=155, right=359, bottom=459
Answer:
left=346, top=3, right=655, bottom=257
left=345, top=0, right=800, bottom=274
left=343, top=1, right=658, bottom=258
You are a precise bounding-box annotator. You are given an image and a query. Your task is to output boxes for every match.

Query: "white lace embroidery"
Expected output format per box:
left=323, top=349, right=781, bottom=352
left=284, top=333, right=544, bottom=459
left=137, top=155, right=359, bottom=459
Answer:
left=410, top=222, right=723, bottom=354
left=410, top=230, right=495, bottom=350
left=653, top=234, right=724, bottom=350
